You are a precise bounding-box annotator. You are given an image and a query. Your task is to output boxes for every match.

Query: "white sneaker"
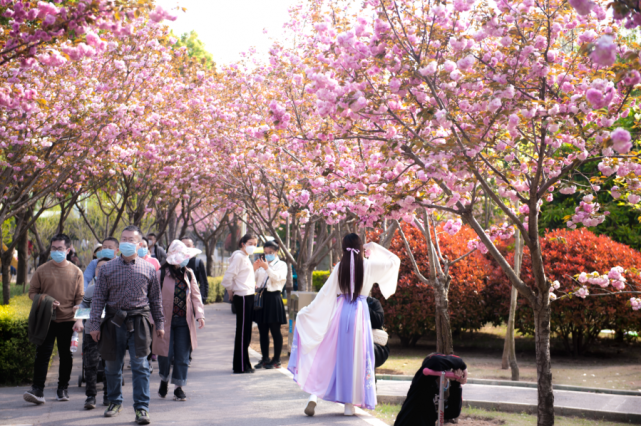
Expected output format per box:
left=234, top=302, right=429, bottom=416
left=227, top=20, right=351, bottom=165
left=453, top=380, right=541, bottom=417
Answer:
left=344, top=403, right=355, bottom=416
left=304, top=394, right=317, bottom=416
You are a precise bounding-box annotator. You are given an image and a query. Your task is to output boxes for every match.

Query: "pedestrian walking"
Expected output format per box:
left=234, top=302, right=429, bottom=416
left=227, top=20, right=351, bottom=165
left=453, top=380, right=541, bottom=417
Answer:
left=92, top=242, right=102, bottom=260
left=84, top=237, right=119, bottom=290
left=181, top=238, right=209, bottom=303
left=252, top=240, right=287, bottom=370
left=153, top=240, right=205, bottom=401
left=87, top=225, right=165, bottom=425
left=288, top=234, right=400, bottom=416
left=147, top=233, right=167, bottom=265
left=24, top=234, right=85, bottom=405
left=139, top=237, right=161, bottom=271
left=79, top=257, right=110, bottom=409
left=221, top=233, right=257, bottom=374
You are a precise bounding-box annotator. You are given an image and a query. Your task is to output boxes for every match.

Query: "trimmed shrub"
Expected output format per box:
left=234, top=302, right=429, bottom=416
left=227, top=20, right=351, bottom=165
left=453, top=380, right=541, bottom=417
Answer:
left=371, top=224, right=493, bottom=346
left=0, top=294, right=36, bottom=385
left=487, top=228, right=641, bottom=356
left=206, top=276, right=225, bottom=304
left=312, top=270, right=331, bottom=292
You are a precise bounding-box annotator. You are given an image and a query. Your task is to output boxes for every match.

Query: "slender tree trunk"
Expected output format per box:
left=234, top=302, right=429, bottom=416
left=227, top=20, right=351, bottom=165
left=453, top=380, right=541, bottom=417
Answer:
left=286, top=262, right=293, bottom=299
left=297, top=265, right=310, bottom=292
left=16, top=227, right=29, bottom=289
left=205, top=241, right=213, bottom=276
left=2, top=256, right=11, bottom=305
left=534, top=299, right=555, bottom=426
left=434, top=284, right=453, bottom=354
left=502, top=231, right=522, bottom=380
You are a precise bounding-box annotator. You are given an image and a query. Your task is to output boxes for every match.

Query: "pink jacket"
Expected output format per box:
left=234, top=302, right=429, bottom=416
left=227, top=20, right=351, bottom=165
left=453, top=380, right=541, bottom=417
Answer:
left=152, top=267, right=205, bottom=357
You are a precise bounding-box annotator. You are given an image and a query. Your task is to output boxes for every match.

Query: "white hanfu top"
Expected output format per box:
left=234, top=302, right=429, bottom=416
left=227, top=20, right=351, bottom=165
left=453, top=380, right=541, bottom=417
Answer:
left=295, top=242, right=400, bottom=355
left=254, top=257, right=287, bottom=292
left=221, top=250, right=256, bottom=297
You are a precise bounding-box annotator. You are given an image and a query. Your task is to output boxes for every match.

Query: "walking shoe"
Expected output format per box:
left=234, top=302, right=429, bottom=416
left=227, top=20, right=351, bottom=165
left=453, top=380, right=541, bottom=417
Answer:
left=174, top=387, right=187, bottom=401
left=149, top=363, right=153, bottom=374
left=233, top=368, right=255, bottom=374
left=104, top=403, right=122, bottom=417
left=135, top=409, right=151, bottom=425
left=264, top=360, right=282, bottom=369
left=254, top=359, right=269, bottom=369
left=304, top=394, right=317, bottom=417
left=103, top=394, right=109, bottom=406
left=23, top=387, right=45, bottom=405
left=158, top=380, right=168, bottom=398
left=84, top=396, right=96, bottom=409
left=344, top=403, right=356, bottom=416
left=56, top=389, right=70, bottom=401
left=151, top=354, right=157, bottom=362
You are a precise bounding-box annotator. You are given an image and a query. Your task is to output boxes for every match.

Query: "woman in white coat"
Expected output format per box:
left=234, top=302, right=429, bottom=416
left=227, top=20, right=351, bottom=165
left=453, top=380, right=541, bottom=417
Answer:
left=221, top=233, right=258, bottom=374
left=288, top=233, right=400, bottom=416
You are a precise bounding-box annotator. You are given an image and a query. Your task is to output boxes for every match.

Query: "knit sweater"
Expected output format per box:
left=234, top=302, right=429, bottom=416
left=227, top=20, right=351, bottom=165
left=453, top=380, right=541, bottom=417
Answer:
left=29, top=260, right=84, bottom=322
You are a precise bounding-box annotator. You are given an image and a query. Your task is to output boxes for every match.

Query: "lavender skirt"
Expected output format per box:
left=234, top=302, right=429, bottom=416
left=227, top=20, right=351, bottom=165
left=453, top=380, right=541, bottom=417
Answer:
left=288, top=295, right=377, bottom=409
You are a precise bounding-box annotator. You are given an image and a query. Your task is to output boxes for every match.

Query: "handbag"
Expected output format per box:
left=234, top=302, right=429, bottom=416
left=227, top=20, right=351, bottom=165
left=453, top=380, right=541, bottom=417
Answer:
left=372, top=329, right=389, bottom=346
left=254, top=275, right=269, bottom=311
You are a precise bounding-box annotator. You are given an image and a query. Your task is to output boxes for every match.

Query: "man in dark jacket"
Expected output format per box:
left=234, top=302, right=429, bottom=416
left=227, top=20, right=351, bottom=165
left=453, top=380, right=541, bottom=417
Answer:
left=181, top=238, right=209, bottom=303
left=367, top=296, right=390, bottom=368
left=146, top=233, right=167, bottom=266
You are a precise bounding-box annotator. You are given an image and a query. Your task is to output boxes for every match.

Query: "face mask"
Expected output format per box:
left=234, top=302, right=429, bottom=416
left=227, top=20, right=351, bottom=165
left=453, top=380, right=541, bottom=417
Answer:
left=137, top=248, right=149, bottom=258
left=98, top=249, right=115, bottom=259
left=244, top=245, right=256, bottom=255
left=265, top=254, right=276, bottom=262
left=179, top=259, right=189, bottom=268
left=119, top=242, right=137, bottom=257
left=51, top=251, right=67, bottom=263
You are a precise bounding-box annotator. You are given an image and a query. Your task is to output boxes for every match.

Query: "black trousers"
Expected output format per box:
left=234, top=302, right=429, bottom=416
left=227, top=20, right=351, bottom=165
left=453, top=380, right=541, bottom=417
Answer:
left=257, top=322, right=283, bottom=363
left=83, top=334, right=107, bottom=397
left=232, top=295, right=254, bottom=373
left=33, top=321, right=75, bottom=390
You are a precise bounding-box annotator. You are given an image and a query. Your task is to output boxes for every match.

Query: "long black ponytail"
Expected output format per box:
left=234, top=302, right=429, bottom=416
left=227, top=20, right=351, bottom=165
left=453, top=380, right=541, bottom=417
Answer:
left=337, top=233, right=364, bottom=303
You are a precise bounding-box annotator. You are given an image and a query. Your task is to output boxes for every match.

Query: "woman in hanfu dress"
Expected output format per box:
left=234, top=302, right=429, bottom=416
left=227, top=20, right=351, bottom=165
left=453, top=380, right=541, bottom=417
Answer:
left=288, top=233, right=400, bottom=416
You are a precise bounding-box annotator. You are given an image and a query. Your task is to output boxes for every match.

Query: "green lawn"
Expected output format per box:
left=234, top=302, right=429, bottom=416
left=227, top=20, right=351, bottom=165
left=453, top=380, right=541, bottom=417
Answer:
left=367, top=404, right=638, bottom=426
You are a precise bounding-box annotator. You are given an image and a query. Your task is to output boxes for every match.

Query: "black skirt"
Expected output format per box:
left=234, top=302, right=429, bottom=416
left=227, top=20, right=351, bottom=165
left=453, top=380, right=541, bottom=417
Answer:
left=253, top=291, right=287, bottom=325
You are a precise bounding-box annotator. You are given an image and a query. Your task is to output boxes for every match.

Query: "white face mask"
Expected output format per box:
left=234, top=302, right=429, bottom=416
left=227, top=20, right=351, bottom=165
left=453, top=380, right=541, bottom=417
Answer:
left=244, top=245, right=256, bottom=255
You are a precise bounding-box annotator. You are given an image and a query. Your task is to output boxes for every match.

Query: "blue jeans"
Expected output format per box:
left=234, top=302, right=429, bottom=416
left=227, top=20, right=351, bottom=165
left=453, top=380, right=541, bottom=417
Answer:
left=104, top=325, right=151, bottom=411
left=158, top=316, right=192, bottom=386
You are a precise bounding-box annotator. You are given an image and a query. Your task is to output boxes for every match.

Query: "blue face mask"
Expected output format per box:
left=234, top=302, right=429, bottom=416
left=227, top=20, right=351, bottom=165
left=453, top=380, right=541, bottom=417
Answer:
left=97, top=249, right=115, bottom=259
left=137, top=248, right=149, bottom=258
left=51, top=251, right=67, bottom=263
left=265, top=254, right=276, bottom=262
left=119, top=242, right=137, bottom=257
left=179, top=259, right=189, bottom=268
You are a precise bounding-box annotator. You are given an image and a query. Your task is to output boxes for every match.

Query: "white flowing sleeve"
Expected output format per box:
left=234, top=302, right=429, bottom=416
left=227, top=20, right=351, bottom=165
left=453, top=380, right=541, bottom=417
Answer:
left=363, top=242, right=401, bottom=299
left=293, top=263, right=340, bottom=355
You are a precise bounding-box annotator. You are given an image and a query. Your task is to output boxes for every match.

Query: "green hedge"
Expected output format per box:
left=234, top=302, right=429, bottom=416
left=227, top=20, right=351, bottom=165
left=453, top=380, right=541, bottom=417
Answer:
left=312, top=271, right=331, bottom=292
left=206, top=276, right=225, bottom=304
left=0, top=294, right=36, bottom=385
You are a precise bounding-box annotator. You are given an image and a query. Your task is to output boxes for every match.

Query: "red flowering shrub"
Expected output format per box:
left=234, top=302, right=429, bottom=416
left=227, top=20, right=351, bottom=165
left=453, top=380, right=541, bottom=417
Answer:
left=371, top=223, right=493, bottom=346
left=486, top=228, right=641, bottom=356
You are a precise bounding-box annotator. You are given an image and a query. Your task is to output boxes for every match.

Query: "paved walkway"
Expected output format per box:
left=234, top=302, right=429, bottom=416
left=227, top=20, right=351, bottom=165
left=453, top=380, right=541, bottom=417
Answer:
left=378, top=380, right=641, bottom=420
left=0, top=304, right=384, bottom=426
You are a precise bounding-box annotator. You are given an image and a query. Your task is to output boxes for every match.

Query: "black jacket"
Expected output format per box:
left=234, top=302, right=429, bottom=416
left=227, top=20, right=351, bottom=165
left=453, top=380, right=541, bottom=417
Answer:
left=98, top=305, right=153, bottom=362
left=28, top=294, right=57, bottom=346
left=367, top=296, right=389, bottom=368
left=395, top=354, right=466, bottom=425
left=150, top=245, right=167, bottom=266
left=187, top=257, right=209, bottom=302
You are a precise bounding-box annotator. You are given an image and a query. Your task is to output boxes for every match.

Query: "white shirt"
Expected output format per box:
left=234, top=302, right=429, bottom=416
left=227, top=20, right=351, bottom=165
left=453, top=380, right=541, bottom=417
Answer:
left=254, top=257, right=287, bottom=292
left=221, top=250, right=255, bottom=296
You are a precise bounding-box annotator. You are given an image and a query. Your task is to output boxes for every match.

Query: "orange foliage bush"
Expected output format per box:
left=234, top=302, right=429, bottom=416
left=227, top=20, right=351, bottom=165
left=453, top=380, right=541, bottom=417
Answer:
left=485, top=228, right=641, bottom=356
left=371, top=223, right=493, bottom=346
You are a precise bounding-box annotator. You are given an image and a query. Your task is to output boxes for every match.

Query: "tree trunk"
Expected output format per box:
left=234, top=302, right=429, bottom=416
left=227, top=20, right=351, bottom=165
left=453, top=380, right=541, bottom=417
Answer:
left=534, top=300, right=555, bottom=426
left=2, top=256, right=11, bottom=305
left=286, top=261, right=293, bottom=299
left=297, top=265, right=311, bottom=292
left=434, top=285, right=453, bottom=354
left=502, top=230, right=522, bottom=380
left=205, top=241, right=214, bottom=277
left=16, top=228, right=29, bottom=289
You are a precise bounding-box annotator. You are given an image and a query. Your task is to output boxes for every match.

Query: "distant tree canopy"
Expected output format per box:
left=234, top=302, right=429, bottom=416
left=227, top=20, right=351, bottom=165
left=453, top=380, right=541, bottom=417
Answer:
left=173, top=30, right=215, bottom=69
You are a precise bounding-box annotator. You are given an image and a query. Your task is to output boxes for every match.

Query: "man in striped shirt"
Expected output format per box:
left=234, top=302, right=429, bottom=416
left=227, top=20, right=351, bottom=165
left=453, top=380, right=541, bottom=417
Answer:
left=88, top=225, right=164, bottom=425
